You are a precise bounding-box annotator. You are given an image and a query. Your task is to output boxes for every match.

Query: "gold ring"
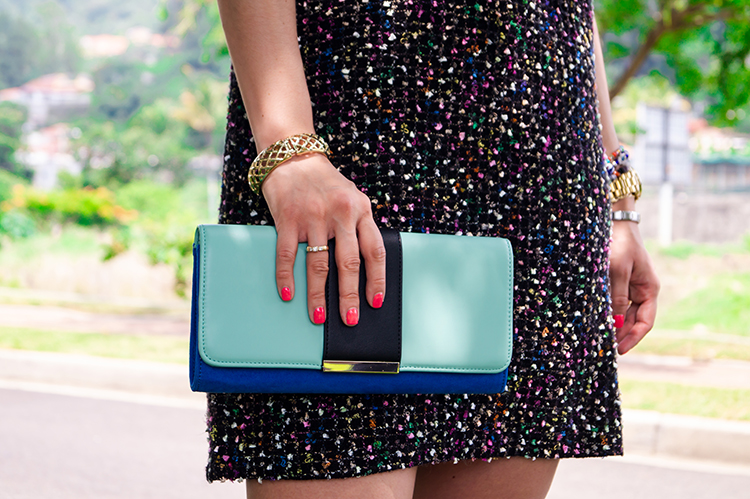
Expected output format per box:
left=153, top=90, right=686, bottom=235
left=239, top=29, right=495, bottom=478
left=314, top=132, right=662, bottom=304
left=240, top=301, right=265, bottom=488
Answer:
left=306, top=245, right=329, bottom=253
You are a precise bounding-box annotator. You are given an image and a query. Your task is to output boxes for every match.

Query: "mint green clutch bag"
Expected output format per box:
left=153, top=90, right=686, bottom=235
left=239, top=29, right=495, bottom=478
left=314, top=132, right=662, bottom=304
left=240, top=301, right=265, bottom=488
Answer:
left=189, top=224, right=513, bottom=394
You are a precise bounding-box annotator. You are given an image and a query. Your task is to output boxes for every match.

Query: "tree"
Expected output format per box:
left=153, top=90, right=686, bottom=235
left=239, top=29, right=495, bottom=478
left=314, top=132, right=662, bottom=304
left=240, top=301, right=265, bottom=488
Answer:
left=170, top=70, right=227, bottom=151
left=91, top=59, right=145, bottom=121
left=0, top=102, right=28, bottom=174
left=75, top=99, right=200, bottom=188
left=0, top=12, right=43, bottom=89
left=0, top=5, right=81, bottom=90
left=158, top=0, right=227, bottom=64
left=596, top=0, right=750, bottom=124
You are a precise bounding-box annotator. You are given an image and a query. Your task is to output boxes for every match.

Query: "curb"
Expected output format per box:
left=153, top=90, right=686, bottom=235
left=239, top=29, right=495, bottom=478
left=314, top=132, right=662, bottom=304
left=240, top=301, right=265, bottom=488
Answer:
left=2, top=349, right=750, bottom=466
left=622, top=409, right=750, bottom=465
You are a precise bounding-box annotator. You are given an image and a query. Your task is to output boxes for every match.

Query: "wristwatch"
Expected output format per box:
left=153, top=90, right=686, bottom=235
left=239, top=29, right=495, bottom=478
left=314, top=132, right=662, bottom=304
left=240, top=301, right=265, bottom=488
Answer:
left=611, top=210, right=641, bottom=223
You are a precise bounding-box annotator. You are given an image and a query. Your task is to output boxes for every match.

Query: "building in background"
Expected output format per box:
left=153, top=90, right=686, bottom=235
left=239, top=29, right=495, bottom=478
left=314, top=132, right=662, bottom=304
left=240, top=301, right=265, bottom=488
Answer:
left=14, top=124, right=81, bottom=191
left=0, top=73, right=93, bottom=129
left=689, top=120, right=750, bottom=191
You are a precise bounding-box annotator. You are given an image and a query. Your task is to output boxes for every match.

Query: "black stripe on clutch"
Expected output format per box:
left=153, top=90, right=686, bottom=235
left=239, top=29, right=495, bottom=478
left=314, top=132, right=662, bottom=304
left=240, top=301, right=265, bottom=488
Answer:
left=324, top=229, right=402, bottom=372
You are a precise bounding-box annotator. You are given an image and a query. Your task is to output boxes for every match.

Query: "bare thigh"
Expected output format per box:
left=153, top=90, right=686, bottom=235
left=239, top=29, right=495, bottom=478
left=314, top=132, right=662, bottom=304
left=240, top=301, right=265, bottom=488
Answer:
left=246, top=467, right=418, bottom=499
left=413, top=457, right=559, bottom=499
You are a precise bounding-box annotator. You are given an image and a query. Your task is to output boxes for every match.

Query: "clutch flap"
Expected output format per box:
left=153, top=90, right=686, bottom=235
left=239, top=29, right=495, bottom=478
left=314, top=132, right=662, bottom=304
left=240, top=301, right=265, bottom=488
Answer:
left=195, top=224, right=324, bottom=369
left=194, top=224, right=513, bottom=375
left=400, top=232, right=513, bottom=373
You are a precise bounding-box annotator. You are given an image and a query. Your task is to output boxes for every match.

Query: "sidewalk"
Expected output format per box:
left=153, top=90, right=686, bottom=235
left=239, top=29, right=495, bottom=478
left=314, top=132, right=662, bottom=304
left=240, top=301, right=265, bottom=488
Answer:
left=1, top=348, right=749, bottom=467
left=617, top=353, right=750, bottom=390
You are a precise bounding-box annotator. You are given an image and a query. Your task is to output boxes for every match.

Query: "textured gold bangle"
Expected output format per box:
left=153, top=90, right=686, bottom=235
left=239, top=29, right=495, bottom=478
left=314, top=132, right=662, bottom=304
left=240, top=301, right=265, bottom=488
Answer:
left=609, top=170, right=643, bottom=203
left=248, top=133, right=331, bottom=195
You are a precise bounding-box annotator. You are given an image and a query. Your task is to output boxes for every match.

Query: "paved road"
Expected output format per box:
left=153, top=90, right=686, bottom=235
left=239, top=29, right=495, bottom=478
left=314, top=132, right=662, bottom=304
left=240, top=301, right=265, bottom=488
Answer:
left=0, top=387, right=240, bottom=499
left=2, top=386, right=749, bottom=499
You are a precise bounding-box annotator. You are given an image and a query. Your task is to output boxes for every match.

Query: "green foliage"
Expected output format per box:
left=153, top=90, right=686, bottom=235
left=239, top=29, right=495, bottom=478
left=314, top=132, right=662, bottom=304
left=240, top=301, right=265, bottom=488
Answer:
left=78, top=74, right=226, bottom=188
left=0, top=167, right=27, bottom=203
left=2, top=184, right=137, bottom=227
left=0, top=210, right=36, bottom=239
left=160, top=0, right=228, bottom=65
left=661, top=18, right=750, bottom=127
left=116, top=180, right=182, bottom=219
left=610, top=73, right=680, bottom=144
left=76, top=106, right=192, bottom=187
left=91, top=59, right=145, bottom=121
left=596, top=0, right=750, bottom=127
left=0, top=0, right=162, bottom=36
left=0, top=12, right=42, bottom=89
left=0, top=102, right=28, bottom=172
left=114, top=180, right=201, bottom=297
left=0, top=5, right=81, bottom=89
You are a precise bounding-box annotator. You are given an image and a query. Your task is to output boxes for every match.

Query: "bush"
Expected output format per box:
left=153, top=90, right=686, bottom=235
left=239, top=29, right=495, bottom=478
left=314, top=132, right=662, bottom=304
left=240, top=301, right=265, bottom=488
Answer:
left=112, top=180, right=202, bottom=296
left=0, top=168, right=27, bottom=203
left=0, top=210, right=36, bottom=239
left=115, top=180, right=181, bottom=221
left=1, top=185, right=137, bottom=227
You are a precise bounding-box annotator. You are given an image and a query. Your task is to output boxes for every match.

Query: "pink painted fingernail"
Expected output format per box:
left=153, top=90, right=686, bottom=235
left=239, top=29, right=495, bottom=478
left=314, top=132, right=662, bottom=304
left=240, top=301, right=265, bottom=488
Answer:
left=346, top=308, right=359, bottom=326
left=313, top=307, right=325, bottom=324
left=614, top=314, right=625, bottom=328
left=373, top=293, right=384, bottom=309
left=281, top=287, right=292, bottom=302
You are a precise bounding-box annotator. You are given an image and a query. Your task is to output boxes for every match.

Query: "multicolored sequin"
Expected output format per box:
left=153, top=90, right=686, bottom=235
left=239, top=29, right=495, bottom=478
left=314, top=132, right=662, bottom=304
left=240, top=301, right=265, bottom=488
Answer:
left=208, top=0, right=621, bottom=482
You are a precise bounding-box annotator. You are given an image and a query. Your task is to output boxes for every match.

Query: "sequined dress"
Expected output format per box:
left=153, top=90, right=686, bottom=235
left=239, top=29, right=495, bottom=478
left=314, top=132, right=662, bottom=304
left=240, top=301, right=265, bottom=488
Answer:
left=207, top=0, right=620, bottom=481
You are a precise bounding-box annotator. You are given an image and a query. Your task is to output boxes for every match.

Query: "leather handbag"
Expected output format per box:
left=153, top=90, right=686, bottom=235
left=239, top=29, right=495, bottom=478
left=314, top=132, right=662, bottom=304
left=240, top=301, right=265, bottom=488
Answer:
left=189, top=224, right=513, bottom=394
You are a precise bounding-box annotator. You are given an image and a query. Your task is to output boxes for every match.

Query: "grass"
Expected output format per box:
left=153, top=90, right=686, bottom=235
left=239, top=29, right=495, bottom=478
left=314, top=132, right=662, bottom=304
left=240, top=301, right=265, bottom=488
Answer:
left=620, top=379, right=750, bottom=422
left=652, top=240, right=744, bottom=260
left=0, top=327, right=188, bottom=365
left=656, top=273, right=750, bottom=336
left=647, top=238, right=750, bottom=260
left=632, top=335, right=750, bottom=362
left=0, top=225, right=103, bottom=258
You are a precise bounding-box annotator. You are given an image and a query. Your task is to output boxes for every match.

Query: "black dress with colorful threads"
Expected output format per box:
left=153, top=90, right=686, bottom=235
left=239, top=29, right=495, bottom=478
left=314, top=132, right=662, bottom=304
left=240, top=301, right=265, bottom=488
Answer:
left=207, top=0, right=621, bottom=482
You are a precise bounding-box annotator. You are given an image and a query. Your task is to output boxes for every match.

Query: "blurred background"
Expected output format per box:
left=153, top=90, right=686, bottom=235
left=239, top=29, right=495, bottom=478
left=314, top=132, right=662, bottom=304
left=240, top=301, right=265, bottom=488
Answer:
left=0, top=1, right=749, bottom=498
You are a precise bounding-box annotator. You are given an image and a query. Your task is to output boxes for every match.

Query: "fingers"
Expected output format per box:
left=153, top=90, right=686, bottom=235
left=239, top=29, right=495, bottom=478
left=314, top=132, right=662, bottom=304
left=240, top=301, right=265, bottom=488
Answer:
left=275, top=227, right=299, bottom=303
left=616, top=295, right=658, bottom=355
left=609, top=258, right=632, bottom=341
left=306, top=227, right=330, bottom=325
left=263, top=154, right=385, bottom=326
left=358, top=217, right=386, bottom=309
left=334, top=229, right=361, bottom=325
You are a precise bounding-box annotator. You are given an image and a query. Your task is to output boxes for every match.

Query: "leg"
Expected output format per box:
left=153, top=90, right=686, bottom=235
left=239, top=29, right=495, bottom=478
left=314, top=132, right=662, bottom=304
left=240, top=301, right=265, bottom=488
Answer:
left=413, top=457, right=559, bottom=499
left=246, top=466, right=417, bottom=499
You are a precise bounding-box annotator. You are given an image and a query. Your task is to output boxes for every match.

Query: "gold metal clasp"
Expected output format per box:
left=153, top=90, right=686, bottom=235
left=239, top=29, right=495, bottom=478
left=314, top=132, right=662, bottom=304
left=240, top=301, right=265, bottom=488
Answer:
left=322, top=360, right=400, bottom=374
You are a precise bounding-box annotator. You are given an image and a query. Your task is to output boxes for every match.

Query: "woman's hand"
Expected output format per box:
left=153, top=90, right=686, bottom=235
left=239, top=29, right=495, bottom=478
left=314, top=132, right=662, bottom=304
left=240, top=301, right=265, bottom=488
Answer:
left=261, top=153, right=386, bottom=326
left=216, top=0, right=384, bottom=327
left=609, top=219, right=660, bottom=354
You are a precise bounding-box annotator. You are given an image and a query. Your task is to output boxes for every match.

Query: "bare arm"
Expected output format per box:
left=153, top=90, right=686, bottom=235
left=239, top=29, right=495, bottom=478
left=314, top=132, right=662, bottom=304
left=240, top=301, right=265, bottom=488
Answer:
left=217, top=0, right=313, bottom=150
left=217, top=0, right=386, bottom=326
left=593, top=17, right=659, bottom=354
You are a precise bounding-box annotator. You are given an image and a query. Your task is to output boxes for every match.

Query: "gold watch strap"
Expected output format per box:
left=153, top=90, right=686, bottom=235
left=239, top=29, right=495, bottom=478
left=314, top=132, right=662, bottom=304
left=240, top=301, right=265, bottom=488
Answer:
left=609, top=170, right=642, bottom=203
left=248, top=133, right=331, bottom=195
